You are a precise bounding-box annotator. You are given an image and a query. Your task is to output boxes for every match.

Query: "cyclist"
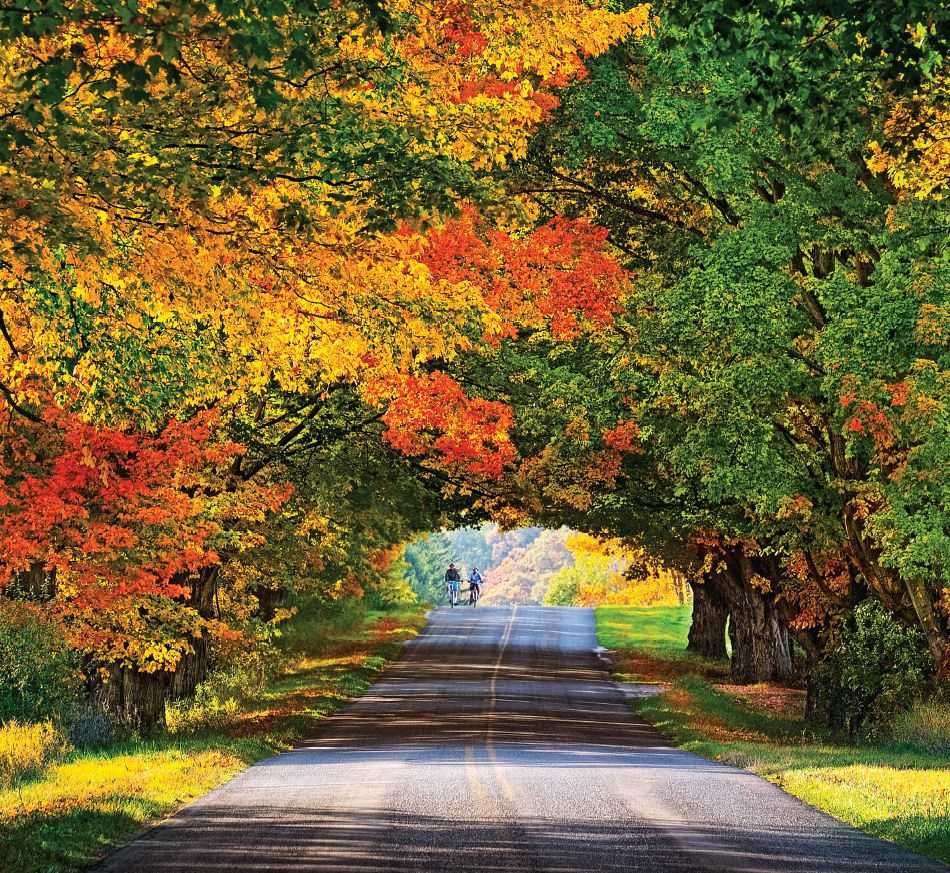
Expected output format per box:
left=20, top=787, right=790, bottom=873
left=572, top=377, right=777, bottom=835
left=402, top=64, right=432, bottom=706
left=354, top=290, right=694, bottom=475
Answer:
left=468, top=566, right=483, bottom=605
left=444, top=563, right=461, bottom=607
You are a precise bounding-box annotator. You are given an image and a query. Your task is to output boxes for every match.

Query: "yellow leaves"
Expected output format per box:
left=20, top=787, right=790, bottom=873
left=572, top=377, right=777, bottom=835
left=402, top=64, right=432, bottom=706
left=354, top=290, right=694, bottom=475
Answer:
left=136, top=643, right=185, bottom=673
left=128, top=152, right=159, bottom=167
left=867, top=69, right=950, bottom=199
left=916, top=304, right=950, bottom=347
left=776, top=494, right=814, bottom=522
left=345, top=0, right=652, bottom=171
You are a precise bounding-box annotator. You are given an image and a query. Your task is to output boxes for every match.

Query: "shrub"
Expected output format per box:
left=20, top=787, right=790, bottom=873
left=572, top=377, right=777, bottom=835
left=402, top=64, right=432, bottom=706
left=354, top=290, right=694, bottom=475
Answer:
left=65, top=702, right=120, bottom=749
left=0, top=720, right=71, bottom=789
left=891, top=700, right=950, bottom=755
left=167, top=636, right=283, bottom=734
left=0, top=601, right=79, bottom=724
left=810, top=600, right=931, bottom=739
left=166, top=687, right=239, bottom=735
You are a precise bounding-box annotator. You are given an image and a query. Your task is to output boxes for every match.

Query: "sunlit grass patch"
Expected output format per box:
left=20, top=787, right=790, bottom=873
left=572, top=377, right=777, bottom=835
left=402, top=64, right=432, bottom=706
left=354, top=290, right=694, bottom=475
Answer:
left=596, top=605, right=727, bottom=682
left=596, top=604, right=693, bottom=652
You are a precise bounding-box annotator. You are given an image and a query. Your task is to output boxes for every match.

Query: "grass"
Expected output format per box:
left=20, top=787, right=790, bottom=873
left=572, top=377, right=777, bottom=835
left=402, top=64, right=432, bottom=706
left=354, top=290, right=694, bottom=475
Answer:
left=596, top=605, right=950, bottom=865
left=0, top=603, right=427, bottom=873
left=595, top=605, right=727, bottom=682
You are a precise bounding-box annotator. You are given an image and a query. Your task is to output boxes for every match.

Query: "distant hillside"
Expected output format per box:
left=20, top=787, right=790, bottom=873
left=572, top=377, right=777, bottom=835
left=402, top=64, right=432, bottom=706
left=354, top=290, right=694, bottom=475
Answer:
left=480, top=528, right=573, bottom=605
left=398, top=524, right=684, bottom=608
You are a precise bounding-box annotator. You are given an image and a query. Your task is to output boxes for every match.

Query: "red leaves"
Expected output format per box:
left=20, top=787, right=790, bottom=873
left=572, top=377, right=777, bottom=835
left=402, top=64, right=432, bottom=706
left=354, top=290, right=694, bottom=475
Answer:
left=602, top=419, right=641, bottom=454
left=380, top=371, right=516, bottom=479
left=421, top=207, right=627, bottom=340
left=842, top=398, right=896, bottom=450
left=0, top=405, right=287, bottom=612
left=441, top=3, right=488, bottom=57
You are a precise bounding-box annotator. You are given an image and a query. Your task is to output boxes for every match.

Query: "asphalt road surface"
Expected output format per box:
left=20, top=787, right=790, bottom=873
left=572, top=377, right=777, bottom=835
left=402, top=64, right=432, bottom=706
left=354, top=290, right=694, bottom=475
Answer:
left=96, top=606, right=947, bottom=873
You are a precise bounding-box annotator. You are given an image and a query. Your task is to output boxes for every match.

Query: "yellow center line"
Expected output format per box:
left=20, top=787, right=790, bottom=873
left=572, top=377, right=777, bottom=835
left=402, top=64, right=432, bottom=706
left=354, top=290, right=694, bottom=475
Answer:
left=487, top=607, right=518, bottom=802
left=464, top=743, right=492, bottom=807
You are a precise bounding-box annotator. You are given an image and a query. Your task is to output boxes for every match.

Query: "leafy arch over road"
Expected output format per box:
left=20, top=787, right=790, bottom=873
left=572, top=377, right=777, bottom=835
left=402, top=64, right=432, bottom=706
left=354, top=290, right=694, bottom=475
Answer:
left=0, top=0, right=947, bottom=732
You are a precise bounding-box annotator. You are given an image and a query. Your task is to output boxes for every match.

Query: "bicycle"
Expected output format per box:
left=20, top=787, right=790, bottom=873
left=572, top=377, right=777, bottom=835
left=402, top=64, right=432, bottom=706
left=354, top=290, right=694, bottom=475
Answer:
left=467, top=583, right=480, bottom=607
left=446, top=583, right=460, bottom=608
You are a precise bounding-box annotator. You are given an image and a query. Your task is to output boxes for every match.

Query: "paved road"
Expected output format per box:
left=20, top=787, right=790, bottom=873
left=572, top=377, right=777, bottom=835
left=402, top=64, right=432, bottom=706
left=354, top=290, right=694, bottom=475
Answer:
left=97, top=607, right=946, bottom=872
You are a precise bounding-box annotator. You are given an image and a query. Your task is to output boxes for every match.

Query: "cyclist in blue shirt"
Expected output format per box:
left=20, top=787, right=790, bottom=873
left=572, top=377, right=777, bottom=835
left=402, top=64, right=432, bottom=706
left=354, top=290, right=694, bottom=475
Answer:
left=468, top=567, right=483, bottom=605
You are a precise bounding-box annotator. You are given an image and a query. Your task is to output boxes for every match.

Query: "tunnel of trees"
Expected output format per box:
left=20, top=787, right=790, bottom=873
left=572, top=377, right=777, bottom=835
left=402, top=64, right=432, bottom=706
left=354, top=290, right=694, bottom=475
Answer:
left=0, top=0, right=947, bottom=735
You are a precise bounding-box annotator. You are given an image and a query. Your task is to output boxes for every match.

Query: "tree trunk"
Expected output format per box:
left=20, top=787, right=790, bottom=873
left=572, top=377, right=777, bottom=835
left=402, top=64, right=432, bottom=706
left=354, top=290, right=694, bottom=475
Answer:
left=671, top=571, right=689, bottom=606
left=253, top=583, right=284, bottom=622
left=94, top=665, right=169, bottom=734
left=687, top=576, right=728, bottom=659
left=842, top=506, right=948, bottom=674
left=717, top=552, right=794, bottom=684
left=903, top=575, right=948, bottom=676
left=8, top=561, right=56, bottom=601
left=168, top=566, right=219, bottom=701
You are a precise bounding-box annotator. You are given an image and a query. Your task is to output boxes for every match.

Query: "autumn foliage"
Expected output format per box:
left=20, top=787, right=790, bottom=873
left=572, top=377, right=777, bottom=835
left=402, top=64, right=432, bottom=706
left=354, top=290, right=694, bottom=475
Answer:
left=0, top=405, right=290, bottom=670
left=0, top=0, right=948, bottom=737
left=421, top=208, right=628, bottom=340
left=380, top=372, right=516, bottom=480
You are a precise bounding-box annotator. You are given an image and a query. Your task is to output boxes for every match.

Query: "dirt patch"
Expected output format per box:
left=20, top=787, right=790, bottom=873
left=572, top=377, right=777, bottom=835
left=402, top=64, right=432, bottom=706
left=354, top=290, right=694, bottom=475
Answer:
left=612, top=650, right=728, bottom=684
left=715, top=683, right=806, bottom=720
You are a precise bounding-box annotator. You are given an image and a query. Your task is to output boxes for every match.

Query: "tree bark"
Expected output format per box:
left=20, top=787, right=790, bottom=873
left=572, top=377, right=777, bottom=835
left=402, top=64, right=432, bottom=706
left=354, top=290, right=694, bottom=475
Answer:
left=717, top=551, right=794, bottom=684
left=94, top=665, right=169, bottom=734
left=686, top=576, right=728, bottom=659
left=168, top=566, right=219, bottom=701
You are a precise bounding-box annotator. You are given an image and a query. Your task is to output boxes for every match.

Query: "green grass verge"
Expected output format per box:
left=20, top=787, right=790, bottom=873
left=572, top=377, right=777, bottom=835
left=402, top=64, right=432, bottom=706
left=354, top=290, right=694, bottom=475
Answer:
left=596, top=606, right=950, bottom=865
left=595, top=604, right=693, bottom=652
left=596, top=605, right=727, bottom=682
left=0, top=603, right=427, bottom=873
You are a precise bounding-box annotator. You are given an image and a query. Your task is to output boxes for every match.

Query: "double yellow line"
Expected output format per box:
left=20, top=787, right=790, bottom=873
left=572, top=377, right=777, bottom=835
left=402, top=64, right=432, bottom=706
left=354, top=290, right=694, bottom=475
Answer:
left=465, top=607, right=518, bottom=805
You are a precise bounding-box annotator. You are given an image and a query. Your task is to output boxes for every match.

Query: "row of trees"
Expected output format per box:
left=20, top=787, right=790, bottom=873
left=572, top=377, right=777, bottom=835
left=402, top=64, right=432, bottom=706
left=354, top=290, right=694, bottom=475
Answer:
left=432, top=1, right=949, bottom=719
left=0, top=0, right=651, bottom=731
left=1, top=0, right=947, bottom=733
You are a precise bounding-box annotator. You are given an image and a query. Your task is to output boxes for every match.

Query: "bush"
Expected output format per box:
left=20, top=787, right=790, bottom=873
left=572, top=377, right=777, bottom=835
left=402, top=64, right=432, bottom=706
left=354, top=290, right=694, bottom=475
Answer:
left=167, top=636, right=283, bottom=734
left=891, top=700, right=950, bottom=755
left=0, top=720, right=71, bottom=789
left=0, top=601, right=79, bottom=724
left=810, top=600, right=931, bottom=739
left=65, top=702, right=120, bottom=749
left=166, top=687, right=239, bottom=735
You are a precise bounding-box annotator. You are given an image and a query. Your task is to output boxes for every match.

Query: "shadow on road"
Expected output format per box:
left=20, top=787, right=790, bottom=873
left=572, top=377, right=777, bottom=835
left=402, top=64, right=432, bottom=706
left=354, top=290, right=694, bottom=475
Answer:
left=109, top=804, right=936, bottom=873
left=93, top=608, right=947, bottom=873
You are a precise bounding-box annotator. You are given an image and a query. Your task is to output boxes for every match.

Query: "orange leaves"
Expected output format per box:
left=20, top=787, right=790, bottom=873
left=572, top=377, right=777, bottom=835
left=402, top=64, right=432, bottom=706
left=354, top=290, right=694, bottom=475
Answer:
left=0, top=404, right=289, bottom=613
left=380, top=371, right=516, bottom=479
left=602, top=419, right=642, bottom=454
left=421, top=208, right=628, bottom=340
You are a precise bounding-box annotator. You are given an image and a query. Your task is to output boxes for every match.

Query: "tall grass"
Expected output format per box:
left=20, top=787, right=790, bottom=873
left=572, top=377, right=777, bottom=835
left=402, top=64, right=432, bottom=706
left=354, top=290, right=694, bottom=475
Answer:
left=0, top=721, right=70, bottom=789
left=891, top=700, right=950, bottom=755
